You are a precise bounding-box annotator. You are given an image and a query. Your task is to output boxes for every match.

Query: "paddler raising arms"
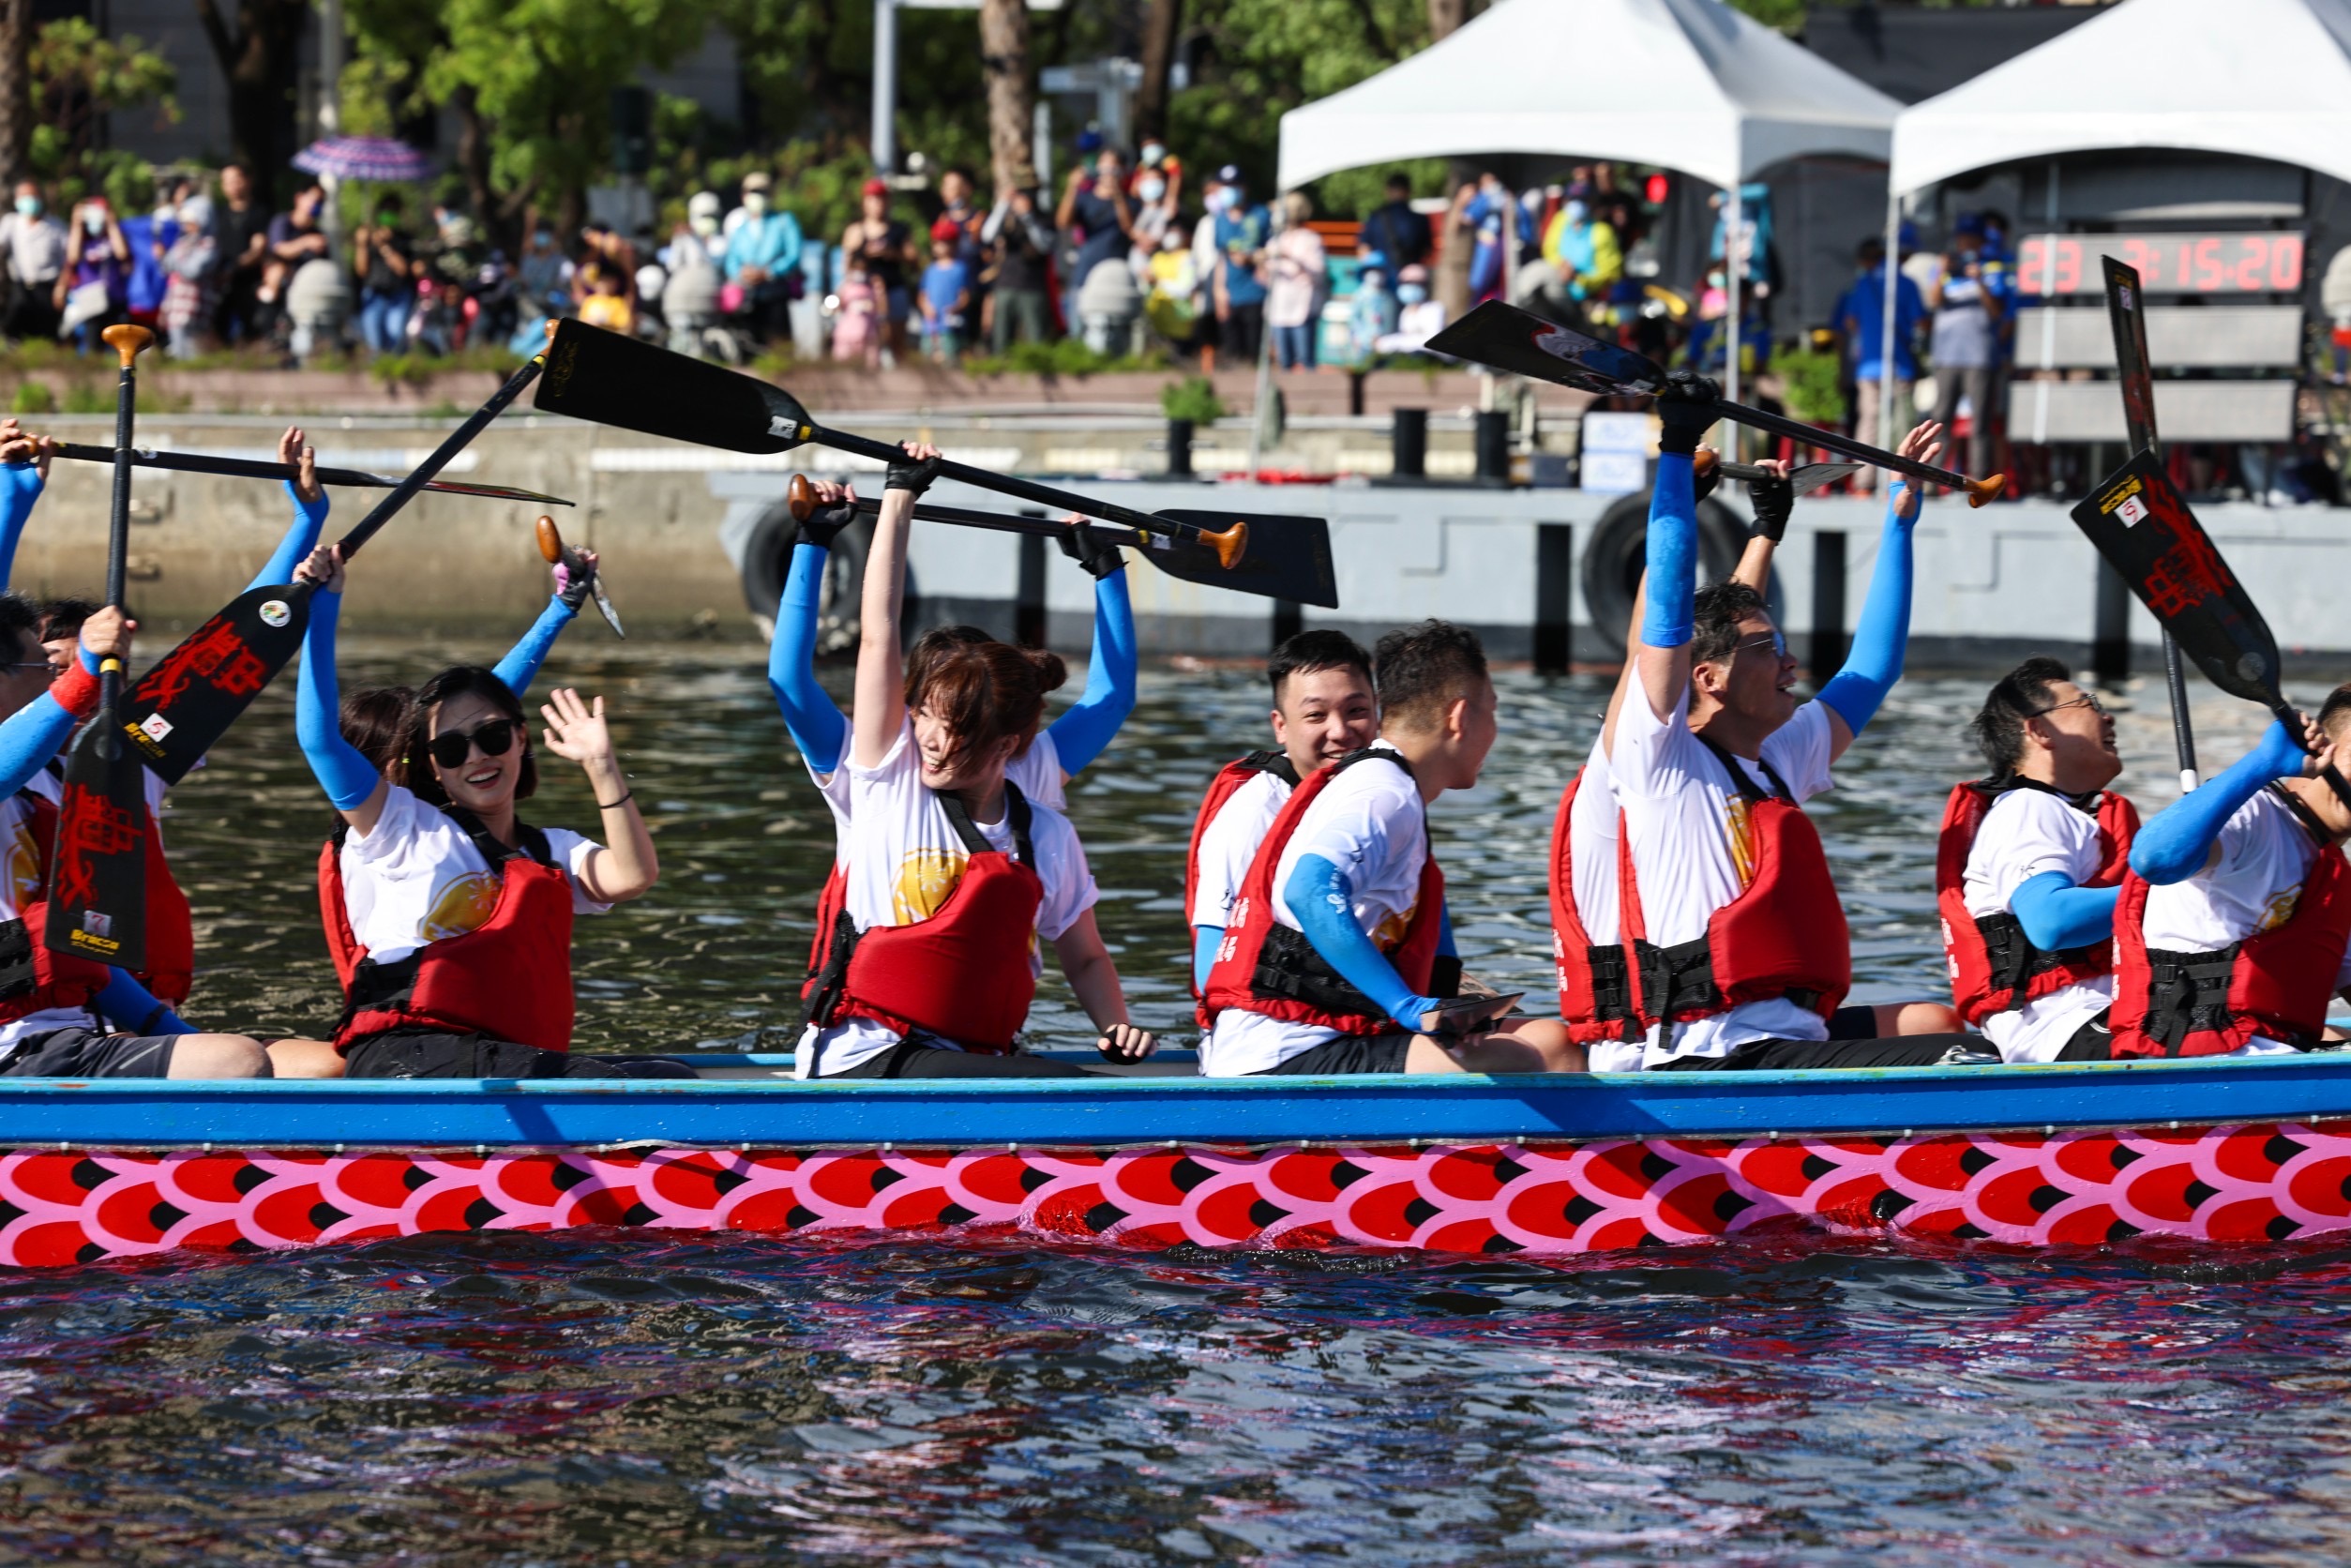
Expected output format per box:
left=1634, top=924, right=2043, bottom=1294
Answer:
left=1615, top=375, right=1979, bottom=1070
left=291, top=542, right=686, bottom=1078
left=2102, top=697, right=2351, bottom=1058
left=1199, top=620, right=1582, bottom=1077
left=1937, top=660, right=2138, bottom=1062
left=796, top=444, right=1153, bottom=1078
left=1188, top=629, right=1379, bottom=1052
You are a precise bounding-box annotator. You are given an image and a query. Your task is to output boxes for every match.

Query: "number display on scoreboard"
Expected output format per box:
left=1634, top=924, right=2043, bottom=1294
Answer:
left=2016, top=233, right=2304, bottom=296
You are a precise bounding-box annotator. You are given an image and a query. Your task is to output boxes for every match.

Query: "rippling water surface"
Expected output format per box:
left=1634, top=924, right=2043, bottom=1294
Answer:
left=8, top=640, right=2337, bottom=1563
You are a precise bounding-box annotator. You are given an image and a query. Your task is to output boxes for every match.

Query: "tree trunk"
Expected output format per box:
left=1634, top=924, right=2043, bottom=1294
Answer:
left=195, top=0, right=309, bottom=201
left=1135, top=0, right=1182, bottom=146
left=0, top=0, right=29, bottom=189
left=1428, top=0, right=1468, bottom=40
left=452, top=85, right=500, bottom=241
left=978, top=0, right=1035, bottom=195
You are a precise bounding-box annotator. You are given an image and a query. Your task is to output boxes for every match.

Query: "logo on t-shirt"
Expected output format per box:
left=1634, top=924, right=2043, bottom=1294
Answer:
left=891, top=849, right=968, bottom=924
left=421, top=870, right=498, bottom=942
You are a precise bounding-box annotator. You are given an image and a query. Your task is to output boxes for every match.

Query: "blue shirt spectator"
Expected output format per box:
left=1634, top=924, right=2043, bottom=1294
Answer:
left=1214, top=201, right=1270, bottom=308
left=724, top=204, right=804, bottom=286
left=1837, top=258, right=1925, bottom=383
left=920, top=251, right=970, bottom=334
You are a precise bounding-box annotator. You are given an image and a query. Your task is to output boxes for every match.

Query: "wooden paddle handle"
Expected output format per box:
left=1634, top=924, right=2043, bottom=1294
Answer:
left=1962, top=474, right=2008, bottom=508
left=786, top=473, right=815, bottom=522
left=1198, top=520, right=1247, bottom=570
left=100, top=324, right=153, bottom=368
left=535, top=515, right=564, bottom=563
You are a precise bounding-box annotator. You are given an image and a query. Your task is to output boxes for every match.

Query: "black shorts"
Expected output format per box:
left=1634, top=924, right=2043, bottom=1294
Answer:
left=825, top=1036, right=1098, bottom=1079
left=2, top=1027, right=184, bottom=1078
left=1828, top=1004, right=1877, bottom=1041
left=343, top=1030, right=698, bottom=1080
left=1252, top=1032, right=1414, bottom=1077
left=1651, top=1033, right=1992, bottom=1071
left=2056, top=1011, right=2117, bottom=1062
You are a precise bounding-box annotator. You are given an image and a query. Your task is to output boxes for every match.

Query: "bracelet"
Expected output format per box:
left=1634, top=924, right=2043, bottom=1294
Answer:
left=595, top=789, right=633, bottom=811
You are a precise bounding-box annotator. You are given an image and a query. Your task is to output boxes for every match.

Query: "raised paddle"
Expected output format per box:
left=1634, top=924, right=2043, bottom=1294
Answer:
left=118, top=340, right=556, bottom=785
left=1695, top=451, right=1863, bottom=498
left=535, top=515, right=625, bottom=638
left=45, top=324, right=156, bottom=972
left=2071, top=450, right=2301, bottom=735
left=784, top=475, right=1339, bottom=609
left=2103, top=254, right=2199, bottom=791
left=530, top=320, right=1260, bottom=570
left=47, top=443, right=571, bottom=506
left=1427, top=300, right=2008, bottom=506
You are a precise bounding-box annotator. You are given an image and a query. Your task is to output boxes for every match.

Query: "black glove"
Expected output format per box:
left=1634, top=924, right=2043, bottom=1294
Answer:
left=1057, top=521, right=1124, bottom=580
left=1747, top=474, right=1794, bottom=543
left=884, top=448, right=942, bottom=498
left=554, top=555, right=595, bottom=612
left=1653, top=369, right=1720, bottom=457
left=796, top=498, right=860, bottom=550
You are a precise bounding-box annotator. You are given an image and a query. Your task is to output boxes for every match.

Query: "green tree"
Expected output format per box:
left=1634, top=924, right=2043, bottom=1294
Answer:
left=29, top=19, right=176, bottom=208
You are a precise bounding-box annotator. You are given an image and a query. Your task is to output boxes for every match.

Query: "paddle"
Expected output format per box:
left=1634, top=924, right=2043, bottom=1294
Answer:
left=530, top=321, right=1261, bottom=570
left=784, top=475, right=1338, bottom=609
left=49, top=443, right=571, bottom=506
left=1695, top=451, right=1863, bottom=498
left=2070, top=450, right=2299, bottom=733
left=2103, top=255, right=2199, bottom=791
left=117, top=342, right=554, bottom=785
left=1427, top=300, right=2008, bottom=506
left=535, top=515, right=625, bottom=637
left=45, top=325, right=155, bottom=972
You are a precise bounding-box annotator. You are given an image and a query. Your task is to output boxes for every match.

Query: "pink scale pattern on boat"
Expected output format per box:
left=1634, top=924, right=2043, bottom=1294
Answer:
left=2, top=1123, right=2347, bottom=1265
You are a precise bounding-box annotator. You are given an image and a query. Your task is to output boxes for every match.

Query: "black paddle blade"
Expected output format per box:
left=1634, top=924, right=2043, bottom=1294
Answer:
left=1142, top=510, right=1338, bottom=609
left=2102, top=256, right=2160, bottom=456
left=44, top=719, right=148, bottom=972
left=2071, top=451, right=2282, bottom=709
left=1425, top=300, right=1668, bottom=395
left=535, top=320, right=809, bottom=455
left=120, top=584, right=313, bottom=785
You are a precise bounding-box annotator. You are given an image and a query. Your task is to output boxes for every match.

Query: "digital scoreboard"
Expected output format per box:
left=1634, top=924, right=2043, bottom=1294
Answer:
left=2015, top=233, right=2304, bottom=296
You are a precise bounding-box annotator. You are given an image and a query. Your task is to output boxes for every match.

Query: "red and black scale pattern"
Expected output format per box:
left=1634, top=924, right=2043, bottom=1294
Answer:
left=2, top=1123, right=2346, bottom=1265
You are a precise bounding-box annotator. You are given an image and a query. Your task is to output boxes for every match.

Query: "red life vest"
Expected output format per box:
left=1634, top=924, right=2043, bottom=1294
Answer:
left=318, top=807, right=577, bottom=1053
left=801, top=784, right=1044, bottom=1059
left=1547, top=766, right=1639, bottom=1046
left=1935, top=778, right=2138, bottom=1027
left=0, top=789, right=111, bottom=1025
left=1620, top=735, right=1850, bottom=1027
left=1185, top=750, right=1301, bottom=1023
left=802, top=862, right=848, bottom=1005
left=2108, top=787, right=2351, bottom=1057
left=1200, top=748, right=1445, bottom=1036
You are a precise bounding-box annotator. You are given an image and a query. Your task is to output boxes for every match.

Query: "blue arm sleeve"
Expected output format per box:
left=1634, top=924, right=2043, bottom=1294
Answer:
left=2131, top=719, right=2310, bottom=884
left=243, top=482, right=330, bottom=593
left=1285, top=854, right=1435, bottom=1032
left=1640, top=452, right=1696, bottom=648
left=92, top=969, right=194, bottom=1035
left=1817, top=489, right=1917, bottom=736
left=1045, top=566, right=1137, bottom=778
left=295, top=590, right=381, bottom=810
left=767, top=541, right=848, bottom=776
left=492, top=595, right=576, bottom=700
left=0, top=687, right=80, bottom=798
left=1193, top=926, right=1221, bottom=990
left=2010, top=872, right=2120, bottom=952
left=0, top=463, right=43, bottom=591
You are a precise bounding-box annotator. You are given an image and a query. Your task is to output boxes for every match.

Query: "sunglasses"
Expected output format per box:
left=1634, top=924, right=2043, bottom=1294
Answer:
left=0, top=661, right=54, bottom=680
left=1731, top=629, right=1788, bottom=660
left=2026, top=692, right=2106, bottom=719
left=427, top=718, right=518, bottom=771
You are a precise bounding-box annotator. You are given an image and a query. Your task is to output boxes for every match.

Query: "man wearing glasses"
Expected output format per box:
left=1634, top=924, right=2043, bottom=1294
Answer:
left=1608, top=374, right=1973, bottom=1070
left=1938, top=660, right=2139, bottom=1062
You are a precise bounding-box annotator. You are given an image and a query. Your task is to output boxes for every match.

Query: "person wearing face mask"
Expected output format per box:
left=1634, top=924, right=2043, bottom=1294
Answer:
left=157, top=179, right=219, bottom=358
left=291, top=542, right=683, bottom=1081
left=54, top=196, right=129, bottom=348
left=1058, top=148, right=1136, bottom=295
left=793, top=444, right=1155, bottom=1081
left=723, top=172, right=803, bottom=345
left=351, top=191, right=417, bottom=354
left=1374, top=264, right=1444, bottom=355
left=0, top=181, right=67, bottom=343
left=1130, top=140, right=1183, bottom=214
left=980, top=186, right=1055, bottom=352
left=1209, top=167, right=1269, bottom=365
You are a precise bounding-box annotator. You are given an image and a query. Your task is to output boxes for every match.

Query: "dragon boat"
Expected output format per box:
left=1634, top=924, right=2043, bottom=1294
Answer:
left=4, top=1050, right=2351, bottom=1264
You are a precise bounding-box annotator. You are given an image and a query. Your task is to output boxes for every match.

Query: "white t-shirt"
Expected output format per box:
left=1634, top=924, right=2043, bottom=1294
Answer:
left=1959, top=787, right=2117, bottom=1063
left=338, top=785, right=611, bottom=966
left=1190, top=766, right=1292, bottom=930
left=2138, top=788, right=2351, bottom=1054
left=806, top=720, right=1065, bottom=865
left=1203, top=744, right=1428, bottom=1077
left=801, top=718, right=1098, bottom=1078
left=1613, top=691, right=1838, bottom=1065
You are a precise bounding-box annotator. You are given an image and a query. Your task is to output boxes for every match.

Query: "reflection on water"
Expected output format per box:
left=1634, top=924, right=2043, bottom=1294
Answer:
left=12, top=641, right=2337, bottom=1561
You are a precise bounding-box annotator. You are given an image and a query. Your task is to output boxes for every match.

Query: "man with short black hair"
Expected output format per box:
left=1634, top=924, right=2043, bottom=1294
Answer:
left=1199, top=619, right=1581, bottom=1077
left=1359, top=173, right=1431, bottom=276
left=1937, top=657, right=2138, bottom=1063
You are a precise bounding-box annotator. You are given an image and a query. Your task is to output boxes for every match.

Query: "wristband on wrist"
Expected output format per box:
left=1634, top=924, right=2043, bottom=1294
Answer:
left=595, top=789, right=633, bottom=811
left=51, top=660, right=98, bottom=718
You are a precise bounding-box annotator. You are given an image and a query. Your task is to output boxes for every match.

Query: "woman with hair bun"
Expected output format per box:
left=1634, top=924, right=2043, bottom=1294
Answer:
left=796, top=443, right=1154, bottom=1079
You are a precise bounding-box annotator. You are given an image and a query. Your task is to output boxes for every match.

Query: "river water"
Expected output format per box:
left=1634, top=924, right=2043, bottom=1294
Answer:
left=2, top=641, right=2340, bottom=1563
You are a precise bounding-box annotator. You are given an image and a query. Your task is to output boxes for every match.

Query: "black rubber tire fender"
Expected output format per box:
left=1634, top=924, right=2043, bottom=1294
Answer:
left=1579, top=490, right=1777, bottom=655
left=737, top=496, right=879, bottom=653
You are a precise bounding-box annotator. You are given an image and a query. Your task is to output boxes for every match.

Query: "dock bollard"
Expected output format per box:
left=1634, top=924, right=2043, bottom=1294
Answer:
left=1392, top=408, right=1426, bottom=478
left=1167, top=417, right=1194, bottom=477
left=1474, top=411, right=1510, bottom=484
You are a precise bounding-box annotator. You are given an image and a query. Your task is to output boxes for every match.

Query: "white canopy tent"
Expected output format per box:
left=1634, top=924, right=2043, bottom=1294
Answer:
left=1275, top=0, right=1902, bottom=407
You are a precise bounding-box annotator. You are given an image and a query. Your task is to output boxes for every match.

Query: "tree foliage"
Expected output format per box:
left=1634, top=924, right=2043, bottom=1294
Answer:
left=29, top=19, right=175, bottom=209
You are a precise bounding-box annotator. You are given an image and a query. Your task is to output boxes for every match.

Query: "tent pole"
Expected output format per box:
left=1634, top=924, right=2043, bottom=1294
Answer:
left=1880, top=188, right=1900, bottom=492
left=1723, top=180, right=1741, bottom=455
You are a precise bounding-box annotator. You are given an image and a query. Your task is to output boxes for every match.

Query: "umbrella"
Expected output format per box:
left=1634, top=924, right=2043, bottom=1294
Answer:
left=292, top=136, right=432, bottom=183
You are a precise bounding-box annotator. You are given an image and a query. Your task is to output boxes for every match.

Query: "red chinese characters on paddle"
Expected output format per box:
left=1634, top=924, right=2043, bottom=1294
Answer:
left=141, top=613, right=272, bottom=710
left=2139, top=483, right=2237, bottom=618
left=50, top=784, right=138, bottom=911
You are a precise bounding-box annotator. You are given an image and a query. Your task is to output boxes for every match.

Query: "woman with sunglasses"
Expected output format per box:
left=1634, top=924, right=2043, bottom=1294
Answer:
left=794, top=445, right=1153, bottom=1078
left=1937, top=660, right=2138, bottom=1063
left=291, top=543, right=680, bottom=1079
